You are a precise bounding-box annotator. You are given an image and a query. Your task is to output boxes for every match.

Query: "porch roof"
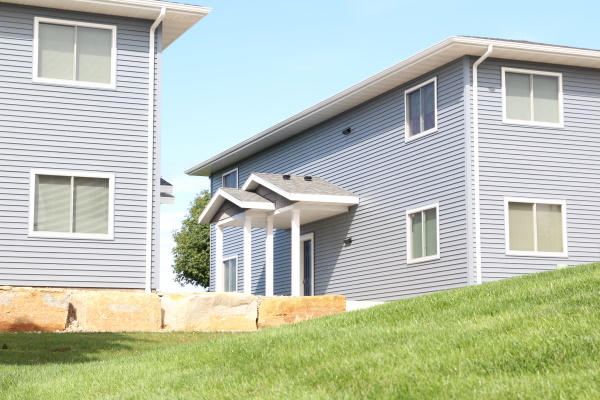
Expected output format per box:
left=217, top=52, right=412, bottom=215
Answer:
left=199, top=173, right=360, bottom=228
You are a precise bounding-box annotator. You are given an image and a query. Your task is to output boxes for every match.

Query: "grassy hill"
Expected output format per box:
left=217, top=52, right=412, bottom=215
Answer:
left=1, top=263, right=599, bottom=399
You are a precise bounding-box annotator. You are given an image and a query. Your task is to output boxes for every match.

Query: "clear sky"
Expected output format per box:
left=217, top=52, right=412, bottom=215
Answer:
left=158, top=0, right=600, bottom=291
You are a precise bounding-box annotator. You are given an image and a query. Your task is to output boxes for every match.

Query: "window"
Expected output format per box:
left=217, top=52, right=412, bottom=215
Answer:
left=407, top=203, right=439, bottom=263
left=29, top=170, right=114, bottom=239
left=405, top=77, right=437, bottom=141
left=223, top=257, right=237, bottom=292
left=502, top=68, right=563, bottom=127
left=222, top=168, right=238, bottom=188
left=505, top=198, right=567, bottom=257
left=34, top=17, right=116, bottom=88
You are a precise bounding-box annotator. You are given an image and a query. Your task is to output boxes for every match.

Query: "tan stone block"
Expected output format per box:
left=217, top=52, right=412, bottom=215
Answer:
left=0, top=287, right=69, bottom=332
left=161, top=292, right=257, bottom=331
left=70, top=292, right=161, bottom=332
left=257, top=295, right=346, bottom=329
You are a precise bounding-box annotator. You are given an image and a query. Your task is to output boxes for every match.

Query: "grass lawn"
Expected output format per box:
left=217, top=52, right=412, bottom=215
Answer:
left=1, top=263, right=599, bottom=399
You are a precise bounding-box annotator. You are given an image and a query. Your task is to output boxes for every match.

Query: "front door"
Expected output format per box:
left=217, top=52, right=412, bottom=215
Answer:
left=300, top=233, right=314, bottom=296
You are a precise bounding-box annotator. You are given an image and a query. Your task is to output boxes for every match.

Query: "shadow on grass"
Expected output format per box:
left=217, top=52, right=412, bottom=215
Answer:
left=0, top=332, right=152, bottom=366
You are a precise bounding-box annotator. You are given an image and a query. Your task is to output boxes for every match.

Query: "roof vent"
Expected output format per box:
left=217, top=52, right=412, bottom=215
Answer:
left=304, top=176, right=312, bottom=181
left=283, top=174, right=291, bottom=180
left=342, top=127, right=352, bottom=135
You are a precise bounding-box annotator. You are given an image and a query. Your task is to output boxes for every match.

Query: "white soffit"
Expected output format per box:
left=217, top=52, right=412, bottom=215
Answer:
left=3, top=0, right=211, bottom=49
left=186, top=36, right=600, bottom=176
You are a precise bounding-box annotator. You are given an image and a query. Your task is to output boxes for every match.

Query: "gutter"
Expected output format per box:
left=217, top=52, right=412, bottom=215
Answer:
left=146, top=7, right=166, bottom=294
left=473, top=45, right=493, bottom=285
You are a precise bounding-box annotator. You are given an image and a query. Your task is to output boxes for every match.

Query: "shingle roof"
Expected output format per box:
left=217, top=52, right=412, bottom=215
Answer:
left=252, top=173, right=357, bottom=197
left=220, top=187, right=273, bottom=204
left=160, top=178, right=173, bottom=187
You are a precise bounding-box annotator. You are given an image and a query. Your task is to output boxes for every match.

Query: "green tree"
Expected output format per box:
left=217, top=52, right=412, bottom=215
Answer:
left=172, top=190, right=211, bottom=288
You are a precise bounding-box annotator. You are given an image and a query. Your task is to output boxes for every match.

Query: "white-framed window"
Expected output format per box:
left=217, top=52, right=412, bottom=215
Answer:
left=406, top=203, right=440, bottom=263
left=504, top=198, right=568, bottom=257
left=33, top=17, right=117, bottom=89
left=502, top=68, right=563, bottom=127
left=222, top=168, right=238, bottom=188
left=223, top=256, right=238, bottom=292
left=405, top=77, right=438, bottom=141
left=29, top=169, right=115, bottom=240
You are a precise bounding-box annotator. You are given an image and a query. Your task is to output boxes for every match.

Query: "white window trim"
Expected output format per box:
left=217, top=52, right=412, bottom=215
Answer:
left=222, top=255, right=238, bottom=292
left=404, top=77, right=438, bottom=142
left=221, top=167, right=239, bottom=189
left=504, top=197, right=568, bottom=258
left=406, top=202, right=440, bottom=264
left=28, top=169, right=115, bottom=240
left=300, top=232, right=315, bottom=296
left=33, top=17, right=117, bottom=90
left=501, top=67, right=564, bottom=128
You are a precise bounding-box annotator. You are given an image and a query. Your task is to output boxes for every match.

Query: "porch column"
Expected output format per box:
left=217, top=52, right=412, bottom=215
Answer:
left=290, top=207, right=301, bottom=296
left=265, top=215, right=274, bottom=297
left=215, top=225, right=224, bottom=292
left=243, top=215, right=252, bottom=294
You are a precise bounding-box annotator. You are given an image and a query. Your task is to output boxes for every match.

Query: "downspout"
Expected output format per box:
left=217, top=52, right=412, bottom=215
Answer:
left=473, top=45, right=493, bottom=285
left=146, top=7, right=166, bottom=294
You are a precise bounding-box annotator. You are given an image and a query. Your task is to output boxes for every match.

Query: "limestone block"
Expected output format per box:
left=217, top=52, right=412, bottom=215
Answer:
left=0, top=287, right=69, bottom=332
left=70, top=292, right=161, bottom=332
left=258, top=295, right=346, bottom=329
left=161, top=292, right=258, bottom=331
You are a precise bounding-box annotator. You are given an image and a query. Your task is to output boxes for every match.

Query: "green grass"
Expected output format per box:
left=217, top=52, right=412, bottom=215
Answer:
left=1, top=263, right=600, bottom=399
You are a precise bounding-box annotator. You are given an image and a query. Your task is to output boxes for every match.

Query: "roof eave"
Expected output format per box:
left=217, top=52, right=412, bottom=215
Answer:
left=185, top=36, right=600, bottom=176
left=2, top=0, right=211, bottom=49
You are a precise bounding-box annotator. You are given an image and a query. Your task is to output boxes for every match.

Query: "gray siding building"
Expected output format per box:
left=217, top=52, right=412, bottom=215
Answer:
left=0, top=0, right=209, bottom=292
left=189, top=37, right=600, bottom=302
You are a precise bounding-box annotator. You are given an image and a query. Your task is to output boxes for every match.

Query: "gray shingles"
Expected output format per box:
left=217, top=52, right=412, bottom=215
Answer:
left=252, top=173, right=357, bottom=197
left=220, top=187, right=273, bottom=204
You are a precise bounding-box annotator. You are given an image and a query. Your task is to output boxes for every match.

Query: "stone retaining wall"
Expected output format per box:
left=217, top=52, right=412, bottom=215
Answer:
left=0, top=287, right=345, bottom=332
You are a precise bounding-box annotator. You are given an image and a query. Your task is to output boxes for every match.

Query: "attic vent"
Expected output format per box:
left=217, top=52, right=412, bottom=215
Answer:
left=342, top=127, right=352, bottom=135
left=283, top=174, right=291, bottom=180
left=304, top=176, right=313, bottom=181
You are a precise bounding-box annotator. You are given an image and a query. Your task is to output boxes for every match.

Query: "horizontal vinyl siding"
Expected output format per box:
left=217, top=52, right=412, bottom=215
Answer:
left=0, top=4, right=157, bottom=289
left=210, top=58, right=469, bottom=301
left=477, top=58, right=600, bottom=281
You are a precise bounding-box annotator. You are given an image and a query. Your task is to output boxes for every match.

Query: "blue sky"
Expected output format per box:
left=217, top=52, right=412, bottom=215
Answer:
left=158, top=0, right=600, bottom=291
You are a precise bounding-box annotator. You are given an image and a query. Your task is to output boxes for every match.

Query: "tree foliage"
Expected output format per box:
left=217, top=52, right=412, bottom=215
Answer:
left=172, top=190, right=211, bottom=288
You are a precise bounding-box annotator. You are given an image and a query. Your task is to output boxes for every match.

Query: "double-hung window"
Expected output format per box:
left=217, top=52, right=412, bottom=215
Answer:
left=29, top=170, right=115, bottom=239
left=34, top=17, right=116, bottom=88
left=505, top=198, right=567, bottom=257
left=223, top=257, right=238, bottom=292
left=407, top=203, right=439, bottom=263
left=222, top=168, right=238, bottom=188
left=405, top=77, right=437, bottom=141
left=502, top=68, right=563, bottom=127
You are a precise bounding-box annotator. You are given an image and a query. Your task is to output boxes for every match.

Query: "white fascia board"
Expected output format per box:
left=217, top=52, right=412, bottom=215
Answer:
left=3, top=0, right=211, bottom=49
left=160, top=196, right=174, bottom=204
left=290, top=193, right=359, bottom=204
left=160, top=184, right=173, bottom=194
left=198, top=190, right=226, bottom=224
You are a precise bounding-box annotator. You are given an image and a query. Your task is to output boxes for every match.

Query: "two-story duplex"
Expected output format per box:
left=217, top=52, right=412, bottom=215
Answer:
left=187, top=37, right=600, bottom=302
left=0, top=0, right=210, bottom=292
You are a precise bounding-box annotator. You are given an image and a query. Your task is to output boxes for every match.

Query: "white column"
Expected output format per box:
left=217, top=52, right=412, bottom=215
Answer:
left=265, top=215, right=274, bottom=297
left=290, top=207, right=301, bottom=296
left=243, top=215, right=252, bottom=294
left=215, top=225, right=224, bottom=292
